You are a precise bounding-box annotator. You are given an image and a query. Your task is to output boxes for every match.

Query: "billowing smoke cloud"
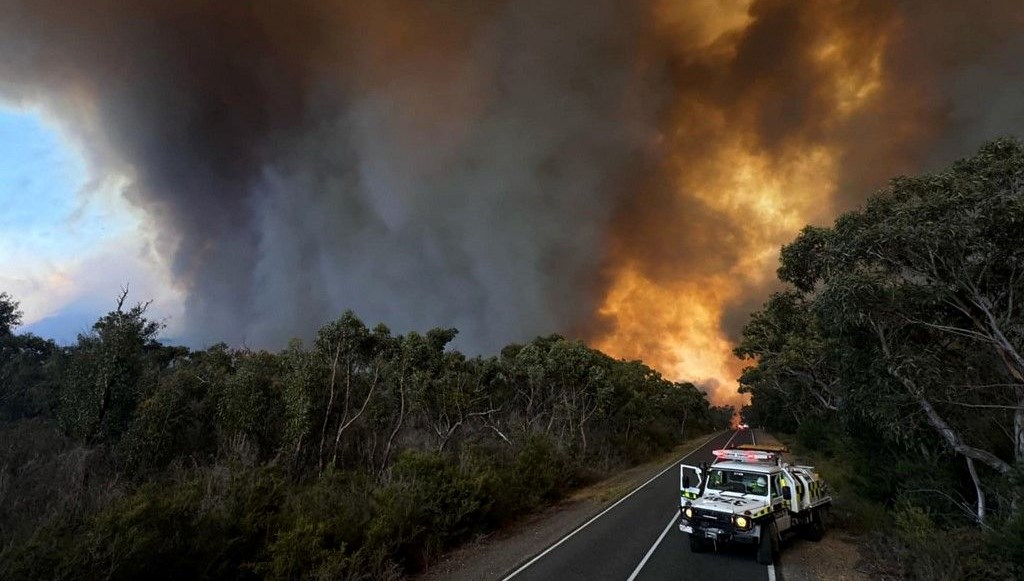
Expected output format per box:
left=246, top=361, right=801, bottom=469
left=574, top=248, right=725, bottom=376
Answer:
left=1, top=0, right=1023, bottom=403
left=0, top=0, right=666, bottom=352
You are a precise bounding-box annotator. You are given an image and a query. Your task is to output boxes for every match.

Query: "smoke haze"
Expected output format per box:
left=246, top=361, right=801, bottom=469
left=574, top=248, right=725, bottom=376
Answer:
left=1, top=0, right=1022, bottom=403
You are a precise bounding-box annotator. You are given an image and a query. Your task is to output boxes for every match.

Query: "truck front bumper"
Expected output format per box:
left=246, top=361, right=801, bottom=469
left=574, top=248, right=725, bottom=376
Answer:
left=679, top=519, right=758, bottom=544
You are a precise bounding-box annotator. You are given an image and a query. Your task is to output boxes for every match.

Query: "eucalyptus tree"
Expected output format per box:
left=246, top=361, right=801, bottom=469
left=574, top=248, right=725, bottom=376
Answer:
left=748, top=138, right=1024, bottom=522
left=58, top=289, right=164, bottom=443
left=735, top=290, right=842, bottom=425
left=0, top=292, right=22, bottom=336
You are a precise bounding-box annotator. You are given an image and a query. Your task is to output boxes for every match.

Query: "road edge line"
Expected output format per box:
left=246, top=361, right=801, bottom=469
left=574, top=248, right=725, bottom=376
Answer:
left=620, top=428, right=744, bottom=580
left=499, top=430, right=726, bottom=580
left=624, top=511, right=677, bottom=581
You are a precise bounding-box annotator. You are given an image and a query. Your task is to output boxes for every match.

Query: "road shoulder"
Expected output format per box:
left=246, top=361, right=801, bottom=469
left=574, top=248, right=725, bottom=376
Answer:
left=755, top=431, right=871, bottom=581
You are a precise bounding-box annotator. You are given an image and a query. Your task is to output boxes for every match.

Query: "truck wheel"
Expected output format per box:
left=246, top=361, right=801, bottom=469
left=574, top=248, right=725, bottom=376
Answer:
left=689, top=533, right=706, bottom=553
left=756, top=522, right=777, bottom=565
left=804, top=508, right=826, bottom=542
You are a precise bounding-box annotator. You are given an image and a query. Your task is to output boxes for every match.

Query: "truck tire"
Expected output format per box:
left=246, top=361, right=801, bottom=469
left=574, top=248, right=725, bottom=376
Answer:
left=689, top=533, right=707, bottom=553
left=756, top=522, right=777, bottom=565
left=804, top=508, right=826, bottom=542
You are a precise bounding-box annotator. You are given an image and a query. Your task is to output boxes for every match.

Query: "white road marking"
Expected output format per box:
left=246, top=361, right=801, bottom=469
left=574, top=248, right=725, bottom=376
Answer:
left=756, top=428, right=778, bottom=581
left=500, top=430, right=728, bottom=580
left=625, top=512, right=677, bottom=581
left=723, top=428, right=740, bottom=449
left=623, top=427, right=746, bottom=581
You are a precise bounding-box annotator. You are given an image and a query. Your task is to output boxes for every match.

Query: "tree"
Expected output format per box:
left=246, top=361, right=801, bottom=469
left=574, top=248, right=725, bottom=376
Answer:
left=0, top=292, right=23, bottom=336
left=743, top=138, right=1024, bottom=523
left=0, top=295, right=57, bottom=420
left=735, top=291, right=842, bottom=424
left=813, top=140, right=1022, bottom=470
left=214, top=349, right=285, bottom=459
left=58, top=289, right=164, bottom=442
left=120, top=348, right=227, bottom=474
left=414, top=352, right=495, bottom=453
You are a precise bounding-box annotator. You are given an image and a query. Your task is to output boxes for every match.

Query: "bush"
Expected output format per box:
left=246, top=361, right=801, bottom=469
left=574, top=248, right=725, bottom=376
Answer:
left=260, top=470, right=375, bottom=580
left=892, top=502, right=1020, bottom=580
left=2, top=465, right=286, bottom=580
left=367, top=451, right=483, bottom=572
left=1, top=301, right=725, bottom=578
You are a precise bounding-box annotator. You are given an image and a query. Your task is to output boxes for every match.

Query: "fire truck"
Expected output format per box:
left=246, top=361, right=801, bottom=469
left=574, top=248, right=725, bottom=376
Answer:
left=678, top=443, right=832, bottom=565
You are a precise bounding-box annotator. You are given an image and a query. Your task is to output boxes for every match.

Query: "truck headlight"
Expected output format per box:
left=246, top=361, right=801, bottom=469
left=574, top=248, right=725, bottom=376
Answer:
left=734, top=515, right=749, bottom=529
left=684, top=507, right=694, bottom=519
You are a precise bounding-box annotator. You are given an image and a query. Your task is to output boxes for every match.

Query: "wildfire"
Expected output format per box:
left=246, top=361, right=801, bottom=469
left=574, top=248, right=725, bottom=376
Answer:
left=594, top=267, right=745, bottom=405
left=592, top=1, right=889, bottom=406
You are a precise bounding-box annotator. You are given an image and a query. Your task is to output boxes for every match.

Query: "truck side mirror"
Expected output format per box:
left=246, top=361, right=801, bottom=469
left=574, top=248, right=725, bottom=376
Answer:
left=782, top=486, right=791, bottom=500
left=683, top=476, right=691, bottom=488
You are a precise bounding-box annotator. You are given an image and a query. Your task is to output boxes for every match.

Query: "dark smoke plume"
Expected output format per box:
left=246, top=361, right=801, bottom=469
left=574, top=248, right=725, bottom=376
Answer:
left=0, top=0, right=667, bottom=351
left=2, top=0, right=1024, bottom=392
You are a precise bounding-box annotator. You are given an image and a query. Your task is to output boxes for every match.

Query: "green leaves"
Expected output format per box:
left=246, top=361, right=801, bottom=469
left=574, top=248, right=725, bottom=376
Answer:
left=2, top=296, right=726, bottom=579
left=744, top=137, right=1024, bottom=526
left=57, top=293, right=166, bottom=443
left=0, top=292, right=23, bottom=336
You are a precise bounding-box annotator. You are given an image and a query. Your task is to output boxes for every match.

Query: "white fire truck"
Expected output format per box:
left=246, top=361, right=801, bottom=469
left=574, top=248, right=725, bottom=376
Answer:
left=678, top=443, right=832, bottom=565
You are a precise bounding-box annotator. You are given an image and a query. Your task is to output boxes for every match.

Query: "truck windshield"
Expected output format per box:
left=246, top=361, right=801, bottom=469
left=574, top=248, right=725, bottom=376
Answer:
left=706, top=468, right=768, bottom=496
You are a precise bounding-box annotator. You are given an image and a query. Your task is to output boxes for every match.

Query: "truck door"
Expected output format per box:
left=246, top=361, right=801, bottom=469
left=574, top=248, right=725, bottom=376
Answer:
left=680, top=464, right=703, bottom=503
left=770, top=473, right=792, bottom=533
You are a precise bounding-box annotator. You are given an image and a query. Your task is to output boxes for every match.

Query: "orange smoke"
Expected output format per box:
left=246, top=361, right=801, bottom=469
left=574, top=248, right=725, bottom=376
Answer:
left=593, top=0, right=890, bottom=406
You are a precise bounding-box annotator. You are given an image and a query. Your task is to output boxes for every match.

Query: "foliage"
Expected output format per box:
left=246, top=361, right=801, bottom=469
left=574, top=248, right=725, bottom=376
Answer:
left=0, top=289, right=723, bottom=579
left=0, top=291, right=22, bottom=336
left=740, top=138, right=1024, bottom=578
left=57, top=292, right=165, bottom=442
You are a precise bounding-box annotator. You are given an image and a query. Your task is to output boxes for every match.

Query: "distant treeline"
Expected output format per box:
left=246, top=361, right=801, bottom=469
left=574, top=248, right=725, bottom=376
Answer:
left=0, top=291, right=731, bottom=580
left=737, top=138, right=1024, bottom=578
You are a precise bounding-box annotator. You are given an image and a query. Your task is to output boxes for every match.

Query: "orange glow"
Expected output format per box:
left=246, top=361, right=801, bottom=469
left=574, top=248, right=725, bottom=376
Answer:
left=594, top=267, right=747, bottom=407
left=593, top=3, right=889, bottom=406
left=596, top=143, right=838, bottom=408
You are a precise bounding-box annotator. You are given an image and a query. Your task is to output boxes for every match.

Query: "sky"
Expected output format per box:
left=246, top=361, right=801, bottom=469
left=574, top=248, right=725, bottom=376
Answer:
left=0, top=106, right=182, bottom=343
left=0, top=0, right=1021, bottom=407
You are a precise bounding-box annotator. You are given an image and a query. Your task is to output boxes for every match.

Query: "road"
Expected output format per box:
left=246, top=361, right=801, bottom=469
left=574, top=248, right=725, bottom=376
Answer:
left=501, top=429, right=772, bottom=581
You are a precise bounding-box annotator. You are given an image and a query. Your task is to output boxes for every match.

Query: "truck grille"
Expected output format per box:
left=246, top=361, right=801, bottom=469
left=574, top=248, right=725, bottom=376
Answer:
left=695, top=510, right=731, bottom=525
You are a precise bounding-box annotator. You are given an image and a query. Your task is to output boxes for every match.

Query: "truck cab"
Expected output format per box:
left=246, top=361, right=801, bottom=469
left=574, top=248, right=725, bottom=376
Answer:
left=678, top=444, right=831, bottom=564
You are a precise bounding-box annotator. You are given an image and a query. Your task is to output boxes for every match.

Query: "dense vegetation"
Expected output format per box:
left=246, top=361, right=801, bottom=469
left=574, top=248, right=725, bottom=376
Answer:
left=0, top=290, right=730, bottom=580
left=737, top=138, right=1024, bottom=579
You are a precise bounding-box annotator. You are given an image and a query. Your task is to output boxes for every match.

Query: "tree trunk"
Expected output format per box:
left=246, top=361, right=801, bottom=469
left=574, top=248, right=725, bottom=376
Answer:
left=330, top=367, right=377, bottom=467
left=872, top=319, right=1013, bottom=475
left=913, top=388, right=1011, bottom=474
left=380, top=377, right=406, bottom=475
left=965, top=456, right=986, bottom=527
left=1015, top=386, right=1024, bottom=464
left=317, top=344, right=342, bottom=472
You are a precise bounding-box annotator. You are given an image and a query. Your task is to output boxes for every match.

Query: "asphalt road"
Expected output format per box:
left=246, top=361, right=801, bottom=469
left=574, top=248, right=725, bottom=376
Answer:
left=501, top=429, right=771, bottom=581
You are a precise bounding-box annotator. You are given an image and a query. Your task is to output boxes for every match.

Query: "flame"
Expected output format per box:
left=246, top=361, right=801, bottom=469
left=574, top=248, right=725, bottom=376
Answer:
left=593, top=2, right=889, bottom=406
left=594, top=267, right=745, bottom=402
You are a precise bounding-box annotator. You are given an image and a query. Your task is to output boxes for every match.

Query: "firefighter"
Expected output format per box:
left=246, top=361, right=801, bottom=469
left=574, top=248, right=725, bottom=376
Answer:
left=750, top=476, right=768, bottom=495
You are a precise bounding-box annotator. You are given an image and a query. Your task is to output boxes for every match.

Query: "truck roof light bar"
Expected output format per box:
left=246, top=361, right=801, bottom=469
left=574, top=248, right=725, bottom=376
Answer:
left=712, top=448, right=781, bottom=463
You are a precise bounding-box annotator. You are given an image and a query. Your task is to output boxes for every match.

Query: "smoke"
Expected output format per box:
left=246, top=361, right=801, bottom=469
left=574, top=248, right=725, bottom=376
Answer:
left=592, top=0, right=1024, bottom=404
left=0, top=0, right=665, bottom=353
left=1, top=0, right=1023, bottom=402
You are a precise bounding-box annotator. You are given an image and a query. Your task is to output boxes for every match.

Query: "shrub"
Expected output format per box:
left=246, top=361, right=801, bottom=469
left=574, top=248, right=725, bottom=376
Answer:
left=260, top=470, right=374, bottom=580
left=367, top=451, right=483, bottom=572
